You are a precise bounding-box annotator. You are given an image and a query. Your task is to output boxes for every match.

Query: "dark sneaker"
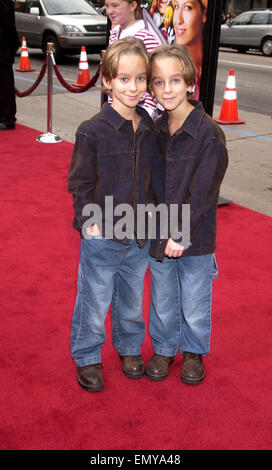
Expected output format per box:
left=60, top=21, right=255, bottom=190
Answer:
left=181, top=352, right=205, bottom=385
left=77, top=364, right=104, bottom=391
left=145, top=353, right=174, bottom=381
left=0, top=122, right=15, bottom=130
left=120, top=355, right=145, bottom=379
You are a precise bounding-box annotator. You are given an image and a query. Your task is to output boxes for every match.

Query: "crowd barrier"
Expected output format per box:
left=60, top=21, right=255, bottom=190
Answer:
left=15, top=43, right=101, bottom=143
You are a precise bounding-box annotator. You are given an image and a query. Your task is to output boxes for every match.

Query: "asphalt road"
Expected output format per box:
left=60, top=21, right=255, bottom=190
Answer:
left=215, top=48, right=272, bottom=117
left=14, top=47, right=272, bottom=117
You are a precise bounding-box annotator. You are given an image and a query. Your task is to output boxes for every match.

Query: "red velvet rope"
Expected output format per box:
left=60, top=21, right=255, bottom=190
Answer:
left=14, top=56, right=101, bottom=97
left=14, top=56, right=48, bottom=98
left=53, top=62, right=101, bottom=93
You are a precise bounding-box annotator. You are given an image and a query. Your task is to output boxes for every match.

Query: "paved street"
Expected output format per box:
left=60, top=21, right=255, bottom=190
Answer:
left=13, top=48, right=272, bottom=217
left=215, top=48, right=272, bottom=116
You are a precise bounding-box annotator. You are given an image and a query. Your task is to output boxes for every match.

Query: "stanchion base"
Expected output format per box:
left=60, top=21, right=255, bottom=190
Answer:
left=36, top=132, right=62, bottom=143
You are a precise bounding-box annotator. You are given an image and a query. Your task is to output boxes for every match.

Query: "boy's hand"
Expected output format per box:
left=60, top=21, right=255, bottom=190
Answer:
left=164, top=238, right=184, bottom=258
left=86, top=224, right=101, bottom=237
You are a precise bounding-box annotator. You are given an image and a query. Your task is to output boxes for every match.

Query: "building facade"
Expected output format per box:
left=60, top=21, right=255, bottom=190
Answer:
left=223, top=0, right=272, bottom=15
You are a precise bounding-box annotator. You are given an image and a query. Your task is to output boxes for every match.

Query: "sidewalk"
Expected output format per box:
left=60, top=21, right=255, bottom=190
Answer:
left=15, top=84, right=272, bottom=217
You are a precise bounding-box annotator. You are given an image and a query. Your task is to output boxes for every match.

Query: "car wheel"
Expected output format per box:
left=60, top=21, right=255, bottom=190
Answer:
left=261, top=37, right=272, bottom=57
left=43, top=34, right=64, bottom=64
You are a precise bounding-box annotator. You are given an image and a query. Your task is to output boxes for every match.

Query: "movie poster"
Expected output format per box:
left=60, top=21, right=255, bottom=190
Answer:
left=142, top=0, right=175, bottom=44
left=142, top=0, right=208, bottom=100
left=105, top=1, right=222, bottom=113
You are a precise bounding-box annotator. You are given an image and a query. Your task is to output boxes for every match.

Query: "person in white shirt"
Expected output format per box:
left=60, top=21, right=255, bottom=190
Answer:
left=106, top=0, right=160, bottom=116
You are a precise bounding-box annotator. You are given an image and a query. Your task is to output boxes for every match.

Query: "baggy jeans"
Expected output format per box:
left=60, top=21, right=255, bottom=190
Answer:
left=149, top=253, right=218, bottom=357
left=70, top=237, right=149, bottom=366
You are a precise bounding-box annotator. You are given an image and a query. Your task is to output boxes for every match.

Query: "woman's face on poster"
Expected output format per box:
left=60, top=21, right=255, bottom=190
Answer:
left=173, top=0, right=207, bottom=47
left=157, top=0, right=170, bottom=15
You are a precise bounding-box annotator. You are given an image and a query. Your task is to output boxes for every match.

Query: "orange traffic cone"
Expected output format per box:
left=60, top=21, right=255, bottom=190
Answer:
left=214, top=69, right=245, bottom=124
left=16, top=37, right=35, bottom=72
left=72, top=47, right=91, bottom=87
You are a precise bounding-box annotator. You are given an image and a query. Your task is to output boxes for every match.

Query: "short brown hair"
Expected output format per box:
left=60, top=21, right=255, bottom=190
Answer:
left=102, top=37, right=149, bottom=95
left=149, top=44, right=197, bottom=91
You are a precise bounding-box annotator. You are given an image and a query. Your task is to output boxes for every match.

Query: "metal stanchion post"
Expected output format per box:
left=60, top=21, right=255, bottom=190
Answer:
left=100, top=50, right=107, bottom=109
left=37, top=42, right=62, bottom=143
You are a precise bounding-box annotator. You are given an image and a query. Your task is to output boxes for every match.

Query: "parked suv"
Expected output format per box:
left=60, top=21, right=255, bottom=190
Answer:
left=14, top=0, right=107, bottom=63
left=220, top=9, right=272, bottom=56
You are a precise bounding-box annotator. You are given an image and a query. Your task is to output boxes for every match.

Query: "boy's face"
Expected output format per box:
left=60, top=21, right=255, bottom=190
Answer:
left=103, top=53, right=147, bottom=115
left=151, top=56, right=192, bottom=112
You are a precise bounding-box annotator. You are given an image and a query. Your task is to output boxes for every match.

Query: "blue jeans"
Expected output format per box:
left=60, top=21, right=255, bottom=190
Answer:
left=71, top=238, right=149, bottom=367
left=149, top=253, right=218, bottom=357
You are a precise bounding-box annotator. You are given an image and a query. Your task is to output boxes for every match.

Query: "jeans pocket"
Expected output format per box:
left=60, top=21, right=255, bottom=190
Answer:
left=211, top=254, right=218, bottom=279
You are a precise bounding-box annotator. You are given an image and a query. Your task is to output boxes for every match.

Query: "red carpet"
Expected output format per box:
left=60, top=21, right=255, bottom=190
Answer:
left=0, top=124, right=271, bottom=450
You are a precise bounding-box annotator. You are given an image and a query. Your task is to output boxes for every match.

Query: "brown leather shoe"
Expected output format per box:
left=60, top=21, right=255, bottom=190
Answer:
left=120, top=355, right=145, bottom=378
left=77, top=364, right=104, bottom=391
left=145, top=354, right=174, bottom=381
left=181, top=352, right=205, bottom=385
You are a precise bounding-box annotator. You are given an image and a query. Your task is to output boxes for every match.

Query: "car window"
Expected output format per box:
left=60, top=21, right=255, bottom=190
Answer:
left=268, top=13, right=272, bottom=25
left=250, top=13, right=268, bottom=25
left=232, top=12, right=252, bottom=25
left=14, top=1, right=26, bottom=12
left=42, top=0, right=98, bottom=15
left=24, top=0, right=43, bottom=14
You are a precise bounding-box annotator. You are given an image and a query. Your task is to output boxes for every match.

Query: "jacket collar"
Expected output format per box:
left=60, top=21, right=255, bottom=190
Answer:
left=158, top=101, right=205, bottom=138
left=101, top=102, right=154, bottom=131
